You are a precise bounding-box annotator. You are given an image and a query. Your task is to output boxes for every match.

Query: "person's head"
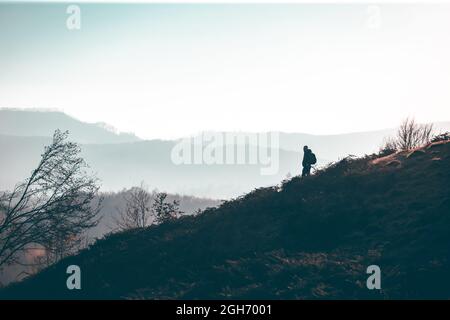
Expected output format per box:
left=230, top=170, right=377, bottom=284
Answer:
left=303, top=145, right=309, bottom=152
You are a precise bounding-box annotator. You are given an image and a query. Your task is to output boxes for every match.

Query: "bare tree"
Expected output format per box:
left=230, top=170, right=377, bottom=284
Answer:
left=152, top=192, right=183, bottom=224
left=114, top=182, right=152, bottom=230
left=395, top=118, right=434, bottom=151
left=0, top=130, right=101, bottom=268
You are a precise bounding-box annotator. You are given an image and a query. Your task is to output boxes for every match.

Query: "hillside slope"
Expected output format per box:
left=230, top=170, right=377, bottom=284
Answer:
left=1, top=141, right=450, bottom=299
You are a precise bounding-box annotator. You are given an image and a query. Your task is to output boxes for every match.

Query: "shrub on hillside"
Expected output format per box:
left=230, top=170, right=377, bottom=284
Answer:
left=379, top=138, right=398, bottom=156
left=431, top=132, right=450, bottom=143
left=381, top=118, right=434, bottom=153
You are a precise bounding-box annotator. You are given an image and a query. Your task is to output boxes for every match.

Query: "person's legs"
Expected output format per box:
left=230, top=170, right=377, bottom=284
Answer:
left=302, top=166, right=311, bottom=177
left=302, top=165, right=311, bottom=177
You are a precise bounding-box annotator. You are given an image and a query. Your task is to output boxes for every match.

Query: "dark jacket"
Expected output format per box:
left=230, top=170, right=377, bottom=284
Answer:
left=302, top=149, right=313, bottom=167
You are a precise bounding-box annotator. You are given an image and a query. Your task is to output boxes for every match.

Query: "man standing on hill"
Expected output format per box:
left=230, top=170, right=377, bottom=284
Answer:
left=302, top=145, right=317, bottom=177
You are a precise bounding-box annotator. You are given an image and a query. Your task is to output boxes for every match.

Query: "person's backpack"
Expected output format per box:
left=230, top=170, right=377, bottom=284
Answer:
left=310, top=152, right=317, bottom=165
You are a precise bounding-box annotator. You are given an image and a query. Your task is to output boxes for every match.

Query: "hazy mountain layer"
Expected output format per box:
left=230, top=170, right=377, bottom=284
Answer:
left=0, top=109, right=140, bottom=144
left=1, top=110, right=449, bottom=198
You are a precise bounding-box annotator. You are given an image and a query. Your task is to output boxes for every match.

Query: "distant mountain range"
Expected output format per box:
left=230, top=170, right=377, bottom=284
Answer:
left=1, top=109, right=449, bottom=199
left=0, top=109, right=140, bottom=144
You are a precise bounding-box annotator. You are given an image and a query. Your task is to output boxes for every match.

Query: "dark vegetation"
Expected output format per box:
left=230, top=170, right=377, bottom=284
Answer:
left=0, top=188, right=219, bottom=286
left=1, top=136, right=450, bottom=299
left=0, top=132, right=219, bottom=286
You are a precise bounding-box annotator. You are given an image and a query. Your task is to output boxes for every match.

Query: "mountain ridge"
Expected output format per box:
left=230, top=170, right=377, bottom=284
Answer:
left=0, top=109, right=141, bottom=144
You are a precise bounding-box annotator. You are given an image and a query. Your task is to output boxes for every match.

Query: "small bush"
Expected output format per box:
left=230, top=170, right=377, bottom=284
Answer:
left=381, top=118, right=434, bottom=153
left=396, top=118, right=433, bottom=150
left=431, top=132, right=450, bottom=143
left=379, top=138, right=398, bottom=156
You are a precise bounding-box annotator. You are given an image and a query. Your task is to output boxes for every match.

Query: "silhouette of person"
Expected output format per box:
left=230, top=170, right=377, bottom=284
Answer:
left=302, top=145, right=315, bottom=177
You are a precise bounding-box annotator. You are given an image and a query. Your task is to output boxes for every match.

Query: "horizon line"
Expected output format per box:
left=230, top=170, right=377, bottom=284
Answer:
left=1, top=107, right=449, bottom=141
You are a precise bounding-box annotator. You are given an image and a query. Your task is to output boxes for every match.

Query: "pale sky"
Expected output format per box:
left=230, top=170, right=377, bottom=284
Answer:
left=1, top=3, right=450, bottom=139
